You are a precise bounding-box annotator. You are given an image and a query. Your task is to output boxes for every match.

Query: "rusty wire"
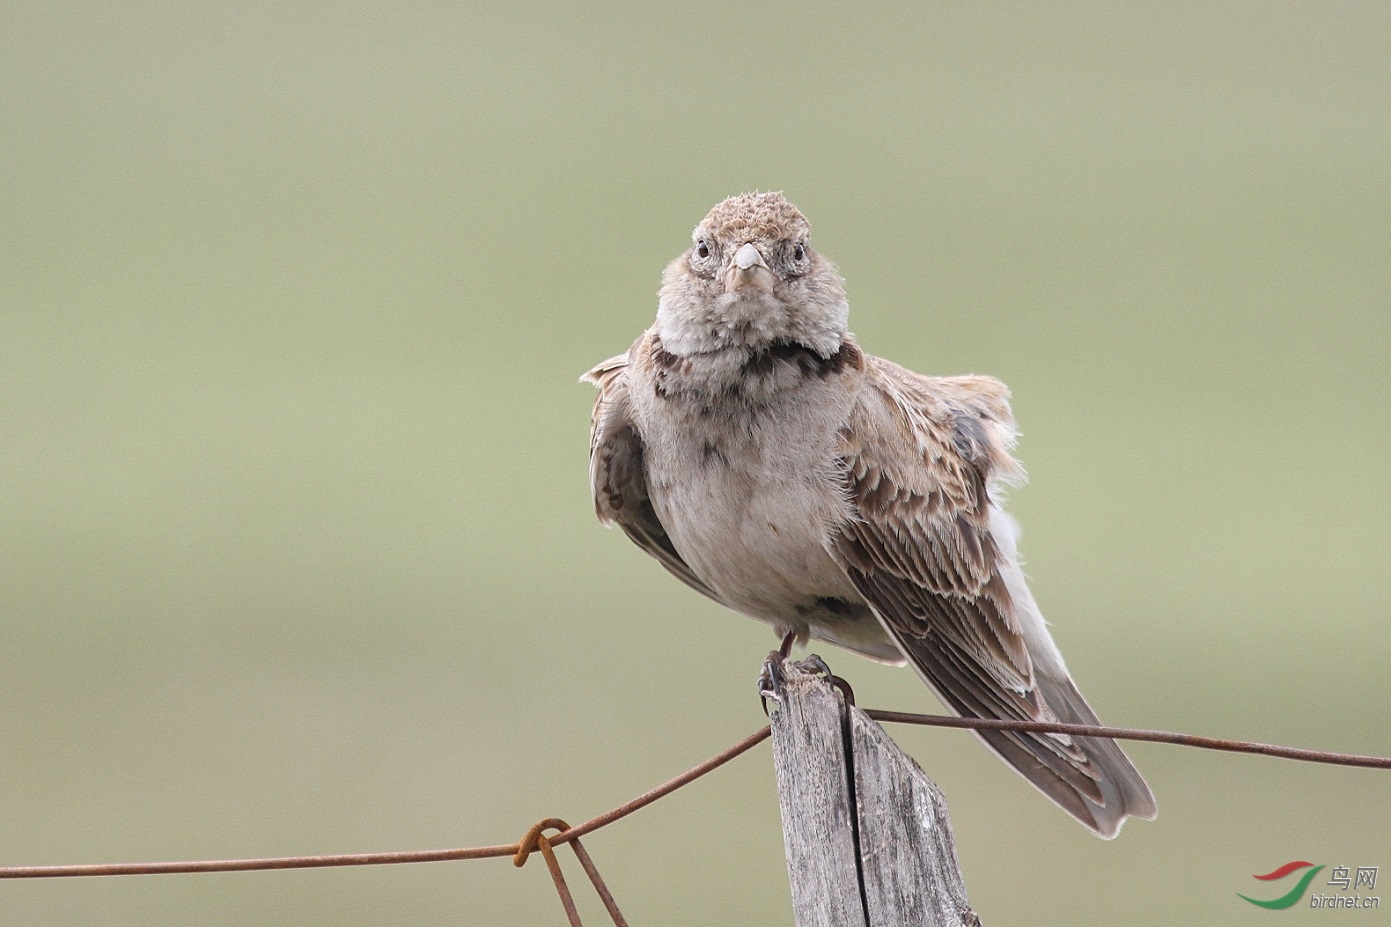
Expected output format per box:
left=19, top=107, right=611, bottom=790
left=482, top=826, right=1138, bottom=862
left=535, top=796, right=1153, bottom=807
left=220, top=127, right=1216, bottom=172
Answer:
left=1, top=706, right=1387, bottom=889
left=568, top=837, right=630, bottom=926
left=514, top=819, right=630, bottom=927
left=517, top=821, right=584, bottom=927
left=862, top=710, right=1391, bottom=769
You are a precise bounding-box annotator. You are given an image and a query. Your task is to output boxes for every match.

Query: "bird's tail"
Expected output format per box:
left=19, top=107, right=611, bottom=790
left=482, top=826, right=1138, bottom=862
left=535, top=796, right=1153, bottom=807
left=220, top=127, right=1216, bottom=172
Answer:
left=973, top=668, right=1157, bottom=839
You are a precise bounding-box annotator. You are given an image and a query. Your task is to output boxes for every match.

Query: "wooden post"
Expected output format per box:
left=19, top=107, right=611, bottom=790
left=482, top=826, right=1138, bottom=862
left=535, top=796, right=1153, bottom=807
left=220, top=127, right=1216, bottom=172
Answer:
left=768, top=660, right=980, bottom=927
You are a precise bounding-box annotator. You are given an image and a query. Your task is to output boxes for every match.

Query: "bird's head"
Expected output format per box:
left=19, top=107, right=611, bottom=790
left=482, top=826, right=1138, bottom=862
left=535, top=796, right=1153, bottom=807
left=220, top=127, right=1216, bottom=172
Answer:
left=655, top=192, right=849, bottom=357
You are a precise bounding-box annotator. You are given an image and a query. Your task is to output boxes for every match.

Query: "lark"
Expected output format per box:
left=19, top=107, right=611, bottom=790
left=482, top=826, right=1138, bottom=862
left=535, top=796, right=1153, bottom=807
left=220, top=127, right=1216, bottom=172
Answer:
left=583, top=192, right=1156, bottom=837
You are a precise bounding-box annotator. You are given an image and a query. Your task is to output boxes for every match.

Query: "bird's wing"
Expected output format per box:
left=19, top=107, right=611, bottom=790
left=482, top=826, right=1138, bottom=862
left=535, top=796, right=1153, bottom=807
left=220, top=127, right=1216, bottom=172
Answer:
left=583, top=353, right=728, bottom=606
left=826, top=356, right=1115, bottom=819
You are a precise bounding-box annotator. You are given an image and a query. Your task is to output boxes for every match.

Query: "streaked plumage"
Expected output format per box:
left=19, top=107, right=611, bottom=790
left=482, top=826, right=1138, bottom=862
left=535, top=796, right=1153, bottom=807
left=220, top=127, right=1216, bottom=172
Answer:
left=584, top=192, right=1156, bottom=837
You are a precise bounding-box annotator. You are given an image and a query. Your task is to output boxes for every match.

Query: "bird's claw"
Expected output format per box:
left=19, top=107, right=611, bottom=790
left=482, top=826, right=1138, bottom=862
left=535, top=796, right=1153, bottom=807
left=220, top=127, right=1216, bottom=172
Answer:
left=799, top=653, right=833, bottom=680
left=759, top=651, right=856, bottom=714
left=758, top=650, right=787, bottom=716
left=798, top=653, right=857, bottom=706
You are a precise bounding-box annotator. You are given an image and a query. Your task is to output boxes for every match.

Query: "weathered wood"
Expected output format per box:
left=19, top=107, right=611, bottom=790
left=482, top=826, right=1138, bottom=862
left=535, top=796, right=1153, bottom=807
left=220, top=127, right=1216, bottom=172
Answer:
left=850, top=703, right=980, bottom=927
left=768, top=660, right=979, bottom=927
left=768, top=663, right=869, bottom=927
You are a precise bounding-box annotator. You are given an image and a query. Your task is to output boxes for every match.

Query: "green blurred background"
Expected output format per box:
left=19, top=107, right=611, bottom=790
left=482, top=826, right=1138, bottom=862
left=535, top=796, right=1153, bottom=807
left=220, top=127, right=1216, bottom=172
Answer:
left=3, top=2, right=1388, bottom=924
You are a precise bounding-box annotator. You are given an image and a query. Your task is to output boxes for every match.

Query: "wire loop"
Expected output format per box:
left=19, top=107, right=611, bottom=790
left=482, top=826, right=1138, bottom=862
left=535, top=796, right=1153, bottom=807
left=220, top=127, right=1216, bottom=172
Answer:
left=514, top=818, right=572, bottom=868
left=513, top=818, right=629, bottom=926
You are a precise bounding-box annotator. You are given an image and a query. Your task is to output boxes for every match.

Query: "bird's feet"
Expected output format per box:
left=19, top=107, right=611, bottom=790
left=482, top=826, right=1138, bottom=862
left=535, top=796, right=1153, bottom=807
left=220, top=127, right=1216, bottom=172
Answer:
left=757, top=649, right=789, bottom=715
left=758, top=639, right=855, bottom=714
left=757, top=630, right=800, bottom=712
left=800, top=654, right=856, bottom=706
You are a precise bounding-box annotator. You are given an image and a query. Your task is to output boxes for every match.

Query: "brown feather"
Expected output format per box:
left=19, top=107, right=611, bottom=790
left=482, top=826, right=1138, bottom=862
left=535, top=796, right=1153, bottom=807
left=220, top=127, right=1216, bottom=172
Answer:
left=825, top=355, right=1136, bottom=824
left=585, top=353, right=729, bottom=606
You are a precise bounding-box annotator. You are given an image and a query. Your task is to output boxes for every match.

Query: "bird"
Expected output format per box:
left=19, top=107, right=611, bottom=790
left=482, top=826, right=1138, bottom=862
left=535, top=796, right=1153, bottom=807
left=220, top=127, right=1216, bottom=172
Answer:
left=583, top=191, right=1156, bottom=838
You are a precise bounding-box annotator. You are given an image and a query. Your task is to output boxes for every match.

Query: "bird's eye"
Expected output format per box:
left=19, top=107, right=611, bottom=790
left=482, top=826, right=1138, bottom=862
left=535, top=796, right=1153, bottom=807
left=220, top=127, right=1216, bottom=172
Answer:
left=695, top=240, right=710, bottom=259
left=793, top=242, right=807, bottom=262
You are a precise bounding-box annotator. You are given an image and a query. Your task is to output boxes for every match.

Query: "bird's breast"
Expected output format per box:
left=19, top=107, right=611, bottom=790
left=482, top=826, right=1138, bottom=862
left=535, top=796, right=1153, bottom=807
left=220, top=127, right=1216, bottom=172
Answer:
left=638, top=383, right=859, bottom=621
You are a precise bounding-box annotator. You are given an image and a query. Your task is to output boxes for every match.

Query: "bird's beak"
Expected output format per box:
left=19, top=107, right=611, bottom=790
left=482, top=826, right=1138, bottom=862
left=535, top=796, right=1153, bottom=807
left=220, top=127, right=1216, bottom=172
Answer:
left=724, top=242, right=775, bottom=294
